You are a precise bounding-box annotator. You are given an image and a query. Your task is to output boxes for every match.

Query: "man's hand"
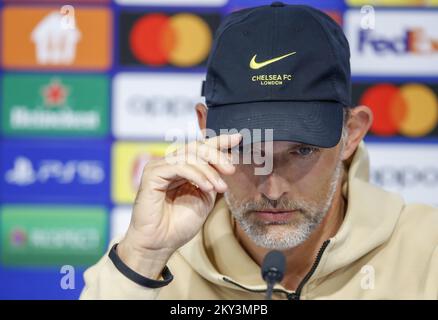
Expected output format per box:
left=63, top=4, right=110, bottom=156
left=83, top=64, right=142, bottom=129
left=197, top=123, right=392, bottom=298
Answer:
left=117, top=133, right=242, bottom=280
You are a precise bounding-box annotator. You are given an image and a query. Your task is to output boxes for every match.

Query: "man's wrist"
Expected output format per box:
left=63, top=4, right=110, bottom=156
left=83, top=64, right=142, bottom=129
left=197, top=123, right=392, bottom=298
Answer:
left=116, top=240, right=173, bottom=280
left=109, top=243, right=173, bottom=288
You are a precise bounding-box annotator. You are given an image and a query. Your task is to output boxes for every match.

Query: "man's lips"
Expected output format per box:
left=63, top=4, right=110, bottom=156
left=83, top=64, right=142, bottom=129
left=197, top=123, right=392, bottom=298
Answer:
left=253, top=210, right=298, bottom=222
left=255, top=209, right=294, bottom=213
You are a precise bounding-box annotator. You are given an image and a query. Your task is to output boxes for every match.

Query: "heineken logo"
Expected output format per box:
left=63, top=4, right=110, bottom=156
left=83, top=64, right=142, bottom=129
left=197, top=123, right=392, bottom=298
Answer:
left=42, top=78, right=69, bottom=107
left=10, top=107, right=100, bottom=130
left=2, top=74, right=109, bottom=137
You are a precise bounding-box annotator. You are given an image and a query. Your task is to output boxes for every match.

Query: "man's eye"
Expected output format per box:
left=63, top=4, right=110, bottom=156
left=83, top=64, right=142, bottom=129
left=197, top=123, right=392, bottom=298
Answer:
left=295, top=146, right=317, bottom=156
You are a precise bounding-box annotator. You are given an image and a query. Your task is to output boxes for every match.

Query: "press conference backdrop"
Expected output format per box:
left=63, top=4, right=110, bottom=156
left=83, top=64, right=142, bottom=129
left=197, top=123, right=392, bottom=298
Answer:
left=0, top=0, right=437, bottom=299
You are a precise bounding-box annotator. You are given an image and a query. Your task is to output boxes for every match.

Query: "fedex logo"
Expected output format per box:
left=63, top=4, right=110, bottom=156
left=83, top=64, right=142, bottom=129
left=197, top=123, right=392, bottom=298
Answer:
left=345, top=10, right=438, bottom=76
left=358, top=28, right=438, bottom=55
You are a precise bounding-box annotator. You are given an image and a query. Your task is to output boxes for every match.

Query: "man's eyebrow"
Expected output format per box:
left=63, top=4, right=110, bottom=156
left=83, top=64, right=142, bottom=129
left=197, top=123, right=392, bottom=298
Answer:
left=229, top=142, right=317, bottom=152
left=254, top=143, right=307, bottom=153
left=285, top=143, right=306, bottom=151
left=284, top=143, right=321, bottom=152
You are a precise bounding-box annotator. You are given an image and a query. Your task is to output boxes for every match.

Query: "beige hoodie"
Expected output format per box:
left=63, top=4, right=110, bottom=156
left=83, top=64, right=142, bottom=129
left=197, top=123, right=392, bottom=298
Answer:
left=80, top=142, right=438, bottom=300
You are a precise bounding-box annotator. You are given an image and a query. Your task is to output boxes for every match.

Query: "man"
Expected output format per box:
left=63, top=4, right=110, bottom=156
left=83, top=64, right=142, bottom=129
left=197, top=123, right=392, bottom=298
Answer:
left=81, top=3, right=438, bottom=299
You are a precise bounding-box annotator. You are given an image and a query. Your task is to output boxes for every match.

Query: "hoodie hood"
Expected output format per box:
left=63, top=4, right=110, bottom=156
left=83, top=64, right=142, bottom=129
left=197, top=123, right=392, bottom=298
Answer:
left=177, top=141, right=405, bottom=295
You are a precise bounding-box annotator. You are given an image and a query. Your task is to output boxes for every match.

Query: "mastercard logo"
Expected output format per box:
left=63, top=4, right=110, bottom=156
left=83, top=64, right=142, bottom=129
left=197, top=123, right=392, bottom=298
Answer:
left=359, top=83, right=438, bottom=137
left=129, top=13, right=213, bottom=67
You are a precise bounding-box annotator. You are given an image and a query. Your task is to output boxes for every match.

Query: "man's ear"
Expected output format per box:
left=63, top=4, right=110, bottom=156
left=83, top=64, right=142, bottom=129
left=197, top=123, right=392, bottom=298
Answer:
left=195, top=103, right=208, bottom=132
left=341, top=105, right=373, bottom=161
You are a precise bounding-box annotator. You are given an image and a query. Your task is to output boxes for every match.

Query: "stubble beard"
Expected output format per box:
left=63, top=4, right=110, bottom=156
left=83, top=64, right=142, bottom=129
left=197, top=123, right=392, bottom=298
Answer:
left=224, top=157, right=344, bottom=250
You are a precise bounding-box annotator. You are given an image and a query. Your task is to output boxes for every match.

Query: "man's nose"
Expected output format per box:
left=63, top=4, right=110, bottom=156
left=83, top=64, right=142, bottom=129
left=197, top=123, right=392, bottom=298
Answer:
left=257, top=173, right=288, bottom=202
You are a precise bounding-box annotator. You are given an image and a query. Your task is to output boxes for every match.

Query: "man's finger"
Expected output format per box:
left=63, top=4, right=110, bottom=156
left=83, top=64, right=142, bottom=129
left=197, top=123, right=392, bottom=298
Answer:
left=203, top=133, right=242, bottom=151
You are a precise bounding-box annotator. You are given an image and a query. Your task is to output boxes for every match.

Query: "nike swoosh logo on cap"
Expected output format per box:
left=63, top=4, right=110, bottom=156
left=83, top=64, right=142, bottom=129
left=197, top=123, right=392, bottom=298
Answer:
left=249, top=52, right=296, bottom=70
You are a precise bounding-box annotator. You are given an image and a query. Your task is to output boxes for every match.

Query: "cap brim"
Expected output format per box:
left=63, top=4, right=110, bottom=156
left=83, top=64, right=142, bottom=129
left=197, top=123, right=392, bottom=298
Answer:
left=206, top=100, right=344, bottom=148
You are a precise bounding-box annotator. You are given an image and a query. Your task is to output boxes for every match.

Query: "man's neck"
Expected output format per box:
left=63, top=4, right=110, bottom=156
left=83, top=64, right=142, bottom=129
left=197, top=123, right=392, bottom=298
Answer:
left=234, top=186, right=346, bottom=292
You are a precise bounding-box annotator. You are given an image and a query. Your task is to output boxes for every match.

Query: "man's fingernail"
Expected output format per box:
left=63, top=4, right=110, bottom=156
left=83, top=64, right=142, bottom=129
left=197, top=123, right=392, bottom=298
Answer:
left=217, top=179, right=227, bottom=189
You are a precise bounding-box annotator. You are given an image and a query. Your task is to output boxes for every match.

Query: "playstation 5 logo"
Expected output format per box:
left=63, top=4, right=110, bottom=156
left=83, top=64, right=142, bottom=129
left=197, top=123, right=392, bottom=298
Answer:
left=5, top=157, right=36, bottom=186
left=5, top=157, right=105, bottom=186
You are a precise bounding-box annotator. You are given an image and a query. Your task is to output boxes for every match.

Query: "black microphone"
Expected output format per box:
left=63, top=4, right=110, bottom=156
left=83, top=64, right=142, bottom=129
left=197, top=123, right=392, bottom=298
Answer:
left=261, top=250, right=286, bottom=300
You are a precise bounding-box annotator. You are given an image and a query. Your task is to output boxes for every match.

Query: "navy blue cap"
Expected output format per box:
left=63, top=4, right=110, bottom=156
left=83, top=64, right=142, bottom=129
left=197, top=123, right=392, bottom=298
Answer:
left=202, top=3, right=351, bottom=148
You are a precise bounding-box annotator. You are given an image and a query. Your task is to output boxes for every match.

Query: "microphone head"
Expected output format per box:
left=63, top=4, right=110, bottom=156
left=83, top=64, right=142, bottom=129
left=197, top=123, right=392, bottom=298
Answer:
left=261, top=250, right=286, bottom=283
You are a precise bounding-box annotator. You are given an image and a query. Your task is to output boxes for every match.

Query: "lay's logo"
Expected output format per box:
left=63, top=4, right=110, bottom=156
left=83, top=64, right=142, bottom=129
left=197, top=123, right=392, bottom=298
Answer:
left=112, top=142, right=172, bottom=204
left=345, top=10, right=438, bottom=76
